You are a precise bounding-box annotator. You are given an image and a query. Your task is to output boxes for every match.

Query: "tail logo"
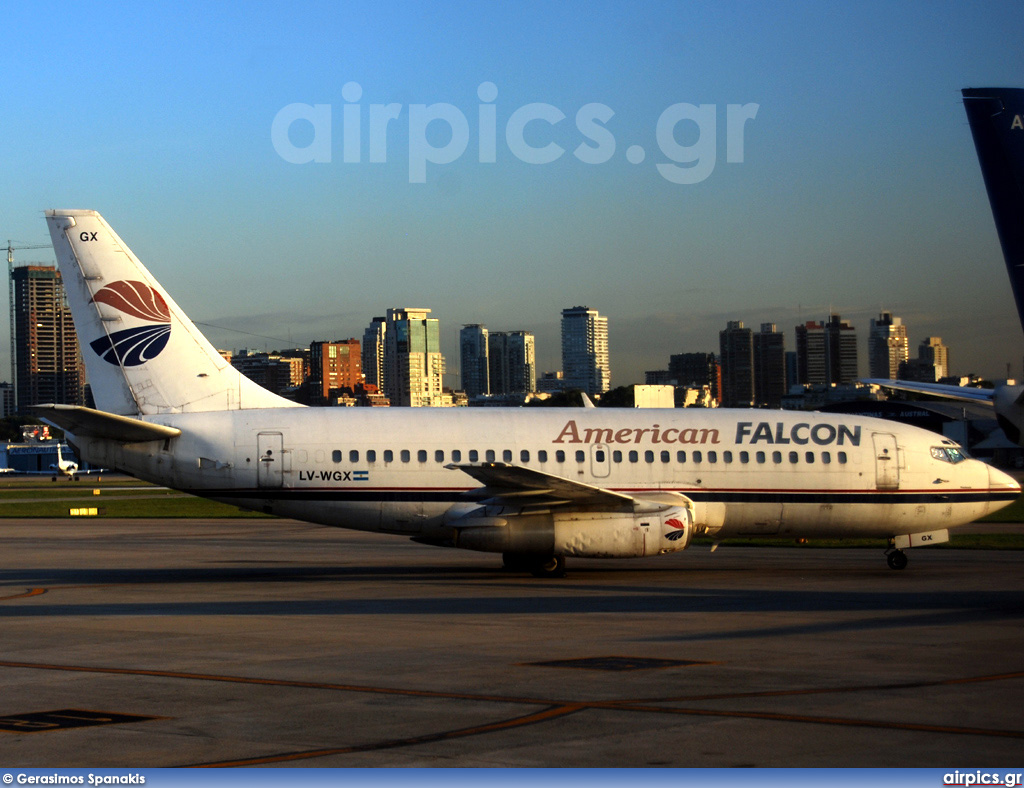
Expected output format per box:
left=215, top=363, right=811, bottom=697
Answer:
left=90, top=281, right=172, bottom=367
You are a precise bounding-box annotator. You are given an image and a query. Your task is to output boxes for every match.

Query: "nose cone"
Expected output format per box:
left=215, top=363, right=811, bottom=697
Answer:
left=987, top=465, right=1021, bottom=515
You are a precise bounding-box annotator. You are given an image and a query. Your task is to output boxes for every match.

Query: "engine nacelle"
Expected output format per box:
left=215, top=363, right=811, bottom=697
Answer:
left=453, top=503, right=694, bottom=559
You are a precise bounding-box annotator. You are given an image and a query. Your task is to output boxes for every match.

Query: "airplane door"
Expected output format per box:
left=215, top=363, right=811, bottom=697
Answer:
left=873, top=433, right=900, bottom=491
left=591, top=444, right=611, bottom=478
left=258, top=432, right=284, bottom=488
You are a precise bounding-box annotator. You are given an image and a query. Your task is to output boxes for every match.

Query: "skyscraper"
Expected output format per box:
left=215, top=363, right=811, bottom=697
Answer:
left=668, top=352, right=720, bottom=403
left=917, top=337, right=949, bottom=380
left=362, top=316, right=387, bottom=391
left=561, top=306, right=610, bottom=395
left=459, top=324, right=489, bottom=398
left=309, top=339, right=362, bottom=402
left=489, top=330, right=536, bottom=395
left=868, top=311, right=908, bottom=379
left=12, top=265, right=85, bottom=412
left=719, top=321, right=754, bottom=407
left=754, top=323, right=786, bottom=408
left=796, top=315, right=858, bottom=385
left=384, top=308, right=446, bottom=407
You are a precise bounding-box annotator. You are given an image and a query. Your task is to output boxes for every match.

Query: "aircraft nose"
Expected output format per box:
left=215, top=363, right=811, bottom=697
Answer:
left=988, top=464, right=1021, bottom=499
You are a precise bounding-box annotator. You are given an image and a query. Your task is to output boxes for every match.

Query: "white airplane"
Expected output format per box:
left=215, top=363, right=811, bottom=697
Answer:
left=51, top=443, right=79, bottom=481
left=866, top=88, right=1024, bottom=445
left=35, top=209, right=1019, bottom=576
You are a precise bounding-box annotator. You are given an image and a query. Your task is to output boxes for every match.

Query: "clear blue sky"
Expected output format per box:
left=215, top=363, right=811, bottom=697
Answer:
left=3, top=0, right=1024, bottom=387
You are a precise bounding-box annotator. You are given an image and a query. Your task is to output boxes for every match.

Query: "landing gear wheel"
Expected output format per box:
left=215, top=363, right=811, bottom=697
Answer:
left=502, top=553, right=532, bottom=572
left=529, top=555, right=567, bottom=578
left=886, top=549, right=908, bottom=570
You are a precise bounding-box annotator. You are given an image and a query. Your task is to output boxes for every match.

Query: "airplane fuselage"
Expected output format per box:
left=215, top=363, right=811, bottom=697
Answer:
left=74, top=406, right=1016, bottom=552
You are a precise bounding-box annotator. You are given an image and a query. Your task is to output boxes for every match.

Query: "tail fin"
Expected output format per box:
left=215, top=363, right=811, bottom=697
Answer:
left=962, top=88, right=1024, bottom=334
left=45, top=210, right=302, bottom=416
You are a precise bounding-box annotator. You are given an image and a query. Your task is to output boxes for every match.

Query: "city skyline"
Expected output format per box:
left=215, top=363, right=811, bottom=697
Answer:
left=3, top=2, right=1024, bottom=387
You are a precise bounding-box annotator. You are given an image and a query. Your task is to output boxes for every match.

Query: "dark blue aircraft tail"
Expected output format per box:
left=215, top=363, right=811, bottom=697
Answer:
left=963, top=87, right=1024, bottom=334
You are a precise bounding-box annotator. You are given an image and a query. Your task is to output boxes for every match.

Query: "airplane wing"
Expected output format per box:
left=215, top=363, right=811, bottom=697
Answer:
left=861, top=379, right=996, bottom=405
left=34, top=404, right=182, bottom=442
left=447, top=462, right=636, bottom=510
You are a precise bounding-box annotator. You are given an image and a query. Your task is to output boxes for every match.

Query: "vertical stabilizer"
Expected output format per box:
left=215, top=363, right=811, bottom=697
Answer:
left=45, top=210, right=302, bottom=416
left=962, top=88, right=1024, bottom=333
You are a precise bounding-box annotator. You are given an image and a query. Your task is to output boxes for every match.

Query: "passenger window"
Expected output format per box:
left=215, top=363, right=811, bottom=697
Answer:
left=772, top=451, right=782, bottom=464
left=838, top=452, right=848, bottom=464
left=417, top=450, right=427, bottom=463
left=332, top=450, right=342, bottom=463
left=789, top=451, right=798, bottom=464
left=805, top=452, right=814, bottom=464
left=469, top=450, right=479, bottom=462
left=644, top=450, right=654, bottom=463
left=822, top=452, right=831, bottom=465
left=661, top=451, right=670, bottom=463
left=367, top=450, right=377, bottom=463
left=556, top=450, right=565, bottom=463
left=575, top=450, right=585, bottom=463
left=613, top=450, right=622, bottom=463
left=756, top=451, right=766, bottom=464
left=538, top=450, right=548, bottom=463
left=693, top=451, right=703, bottom=463
left=401, top=450, right=411, bottom=463
left=503, top=450, right=513, bottom=462
left=384, top=450, right=394, bottom=463
left=435, top=450, right=445, bottom=463
left=596, top=450, right=606, bottom=462
left=629, top=450, right=639, bottom=463
left=677, top=451, right=687, bottom=463
left=520, top=450, right=530, bottom=463
left=740, top=451, right=749, bottom=464
left=707, top=451, right=717, bottom=463
left=723, top=451, right=733, bottom=463
left=451, top=449, right=462, bottom=463
left=350, top=450, right=359, bottom=463
left=486, top=450, right=495, bottom=462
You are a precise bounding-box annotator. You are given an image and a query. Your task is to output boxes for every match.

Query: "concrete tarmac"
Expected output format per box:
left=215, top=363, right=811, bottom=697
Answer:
left=0, top=518, right=1022, bottom=767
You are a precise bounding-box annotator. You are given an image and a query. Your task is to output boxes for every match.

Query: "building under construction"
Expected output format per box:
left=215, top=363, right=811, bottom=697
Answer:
left=11, top=265, right=86, bottom=413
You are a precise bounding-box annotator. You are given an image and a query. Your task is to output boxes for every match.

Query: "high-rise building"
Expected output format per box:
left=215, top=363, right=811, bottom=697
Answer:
left=459, top=324, right=489, bottom=398
left=868, top=311, right=908, bottom=379
left=668, top=352, right=720, bottom=403
left=909, top=336, right=950, bottom=381
left=754, top=323, right=786, bottom=408
left=384, top=308, right=446, bottom=407
left=231, top=350, right=304, bottom=395
left=796, top=314, right=858, bottom=386
left=719, top=320, right=754, bottom=407
left=561, top=306, right=610, bottom=395
left=489, top=331, right=536, bottom=395
left=362, top=316, right=387, bottom=391
left=12, top=265, right=85, bottom=412
left=309, top=339, right=362, bottom=403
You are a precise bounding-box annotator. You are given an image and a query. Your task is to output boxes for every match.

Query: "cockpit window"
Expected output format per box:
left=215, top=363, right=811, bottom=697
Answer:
left=931, top=446, right=967, bottom=464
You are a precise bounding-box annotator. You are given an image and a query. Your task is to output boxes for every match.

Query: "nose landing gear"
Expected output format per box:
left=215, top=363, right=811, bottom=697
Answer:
left=885, top=547, right=908, bottom=570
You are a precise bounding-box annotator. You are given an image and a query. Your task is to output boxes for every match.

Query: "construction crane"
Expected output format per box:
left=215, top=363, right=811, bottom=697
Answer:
left=7, top=240, right=55, bottom=412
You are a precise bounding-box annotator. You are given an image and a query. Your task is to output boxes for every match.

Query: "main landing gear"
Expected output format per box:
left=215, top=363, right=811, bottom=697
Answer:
left=502, top=553, right=567, bottom=578
left=885, top=546, right=908, bottom=570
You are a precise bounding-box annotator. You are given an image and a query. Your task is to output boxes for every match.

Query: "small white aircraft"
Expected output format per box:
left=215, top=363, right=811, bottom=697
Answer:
left=35, top=209, right=1019, bottom=576
left=866, top=88, right=1024, bottom=445
left=51, top=443, right=80, bottom=481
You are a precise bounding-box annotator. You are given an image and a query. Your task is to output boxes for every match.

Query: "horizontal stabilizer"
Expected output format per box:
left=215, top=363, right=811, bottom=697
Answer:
left=34, top=404, right=182, bottom=442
